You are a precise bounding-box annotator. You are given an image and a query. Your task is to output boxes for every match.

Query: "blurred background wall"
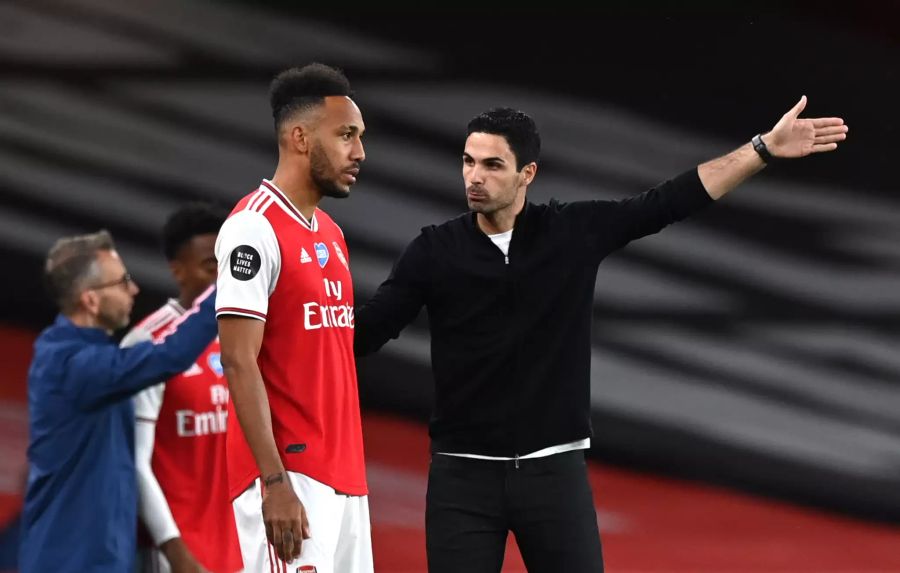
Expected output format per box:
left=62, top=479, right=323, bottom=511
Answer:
left=1, top=2, right=899, bottom=570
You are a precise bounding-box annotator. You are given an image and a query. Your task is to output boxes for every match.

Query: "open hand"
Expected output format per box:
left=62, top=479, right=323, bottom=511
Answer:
left=764, top=96, right=848, bottom=158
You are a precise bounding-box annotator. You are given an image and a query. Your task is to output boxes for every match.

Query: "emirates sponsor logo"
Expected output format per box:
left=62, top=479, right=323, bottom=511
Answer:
left=303, top=302, right=354, bottom=330
left=176, top=405, right=228, bottom=437
left=302, top=278, right=353, bottom=330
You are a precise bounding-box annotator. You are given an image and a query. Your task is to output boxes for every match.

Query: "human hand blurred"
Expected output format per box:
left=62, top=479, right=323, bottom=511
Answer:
left=160, top=537, right=208, bottom=573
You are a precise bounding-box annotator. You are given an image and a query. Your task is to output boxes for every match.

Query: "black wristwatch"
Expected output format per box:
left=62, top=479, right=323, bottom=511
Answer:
left=751, top=133, right=775, bottom=163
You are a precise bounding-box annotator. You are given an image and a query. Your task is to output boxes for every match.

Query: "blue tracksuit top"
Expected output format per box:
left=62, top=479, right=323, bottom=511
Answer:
left=19, top=288, right=218, bottom=573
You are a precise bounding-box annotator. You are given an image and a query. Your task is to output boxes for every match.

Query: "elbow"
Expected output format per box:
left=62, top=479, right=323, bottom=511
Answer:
left=220, top=353, right=257, bottom=385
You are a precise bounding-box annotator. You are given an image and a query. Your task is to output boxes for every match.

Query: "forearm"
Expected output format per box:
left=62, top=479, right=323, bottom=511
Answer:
left=697, top=140, right=766, bottom=200
left=135, top=421, right=180, bottom=545
left=223, top=361, right=284, bottom=479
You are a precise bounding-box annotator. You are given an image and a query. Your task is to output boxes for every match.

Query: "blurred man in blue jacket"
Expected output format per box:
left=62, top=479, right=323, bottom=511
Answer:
left=19, top=230, right=219, bottom=573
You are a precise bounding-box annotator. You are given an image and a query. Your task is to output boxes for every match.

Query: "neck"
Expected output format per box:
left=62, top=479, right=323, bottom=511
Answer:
left=177, top=293, right=192, bottom=311
left=271, top=163, right=320, bottom=221
left=476, top=193, right=526, bottom=235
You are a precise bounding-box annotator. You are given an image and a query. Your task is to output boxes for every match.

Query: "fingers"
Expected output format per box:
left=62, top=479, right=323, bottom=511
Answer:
left=815, top=133, right=847, bottom=144
left=291, top=515, right=305, bottom=560
left=301, top=504, right=311, bottom=539
left=811, top=142, right=839, bottom=153
left=785, top=95, right=807, bottom=119
left=811, top=117, right=845, bottom=128
left=282, top=527, right=297, bottom=562
left=815, top=125, right=849, bottom=137
left=272, top=523, right=298, bottom=563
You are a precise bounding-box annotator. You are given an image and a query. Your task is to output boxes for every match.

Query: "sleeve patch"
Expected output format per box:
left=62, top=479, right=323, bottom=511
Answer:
left=230, top=245, right=261, bottom=280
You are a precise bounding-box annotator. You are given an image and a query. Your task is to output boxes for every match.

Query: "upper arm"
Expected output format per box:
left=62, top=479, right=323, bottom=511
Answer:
left=64, top=341, right=161, bottom=409
left=215, top=210, right=281, bottom=322
left=67, top=291, right=218, bottom=410
left=218, top=316, right=265, bottom=369
left=355, top=234, right=430, bottom=355
left=577, top=169, right=711, bottom=255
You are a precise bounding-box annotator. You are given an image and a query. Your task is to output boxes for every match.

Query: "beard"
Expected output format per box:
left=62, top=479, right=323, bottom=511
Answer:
left=98, top=305, right=131, bottom=332
left=310, top=143, right=350, bottom=199
left=466, top=185, right=516, bottom=214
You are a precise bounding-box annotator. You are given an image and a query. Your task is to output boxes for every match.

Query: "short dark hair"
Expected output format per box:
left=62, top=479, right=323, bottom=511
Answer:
left=162, top=202, right=229, bottom=261
left=269, top=63, right=353, bottom=131
left=467, top=108, right=541, bottom=170
left=44, top=230, right=115, bottom=313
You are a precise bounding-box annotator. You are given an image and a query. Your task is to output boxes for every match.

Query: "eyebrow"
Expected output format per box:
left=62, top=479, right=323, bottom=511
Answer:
left=462, top=152, right=506, bottom=164
left=340, top=124, right=364, bottom=135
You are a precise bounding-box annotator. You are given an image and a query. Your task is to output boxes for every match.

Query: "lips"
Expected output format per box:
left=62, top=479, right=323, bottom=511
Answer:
left=342, top=167, right=360, bottom=184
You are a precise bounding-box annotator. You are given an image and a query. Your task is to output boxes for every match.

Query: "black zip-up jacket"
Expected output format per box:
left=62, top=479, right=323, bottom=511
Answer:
left=355, top=168, right=712, bottom=456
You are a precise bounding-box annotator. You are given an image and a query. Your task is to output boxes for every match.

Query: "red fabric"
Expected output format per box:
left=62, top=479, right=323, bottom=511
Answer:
left=145, top=318, right=242, bottom=573
left=225, top=191, right=366, bottom=499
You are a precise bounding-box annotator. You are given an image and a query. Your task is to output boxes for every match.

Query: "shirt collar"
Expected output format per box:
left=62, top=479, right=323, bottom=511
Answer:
left=53, top=314, right=113, bottom=342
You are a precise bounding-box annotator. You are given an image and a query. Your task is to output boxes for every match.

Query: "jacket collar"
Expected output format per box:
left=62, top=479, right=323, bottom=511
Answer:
left=52, top=314, right=112, bottom=342
left=467, top=201, right=532, bottom=235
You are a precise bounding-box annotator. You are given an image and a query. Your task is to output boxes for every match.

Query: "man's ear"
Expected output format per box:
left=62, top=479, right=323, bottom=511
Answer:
left=79, top=289, right=100, bottom=315
left=169, top=260, right=184, bottom=285
left=290, top=124, right=311, bottom=154
left=521, top=162, right=538, bottom=186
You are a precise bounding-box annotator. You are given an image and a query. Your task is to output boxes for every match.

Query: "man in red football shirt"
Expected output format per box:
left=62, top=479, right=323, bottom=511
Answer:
left=123, top=202, right=242, bottom=573
left=215, top=63, right=370, bottom=573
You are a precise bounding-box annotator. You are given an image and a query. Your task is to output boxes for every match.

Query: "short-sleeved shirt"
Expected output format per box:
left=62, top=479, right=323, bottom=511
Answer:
left=125, top=301, right=242, bottom=573
left=216, top=180, right=367, bottom=498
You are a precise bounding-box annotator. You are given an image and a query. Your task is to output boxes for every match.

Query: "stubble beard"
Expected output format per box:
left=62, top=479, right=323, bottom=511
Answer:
left=311, top=144, right=350, bottom=199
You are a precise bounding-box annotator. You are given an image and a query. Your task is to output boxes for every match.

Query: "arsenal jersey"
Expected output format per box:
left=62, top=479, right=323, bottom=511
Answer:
left=215, top=179, right=367, bottom=499
left=128, top=300, right=242, bottom=573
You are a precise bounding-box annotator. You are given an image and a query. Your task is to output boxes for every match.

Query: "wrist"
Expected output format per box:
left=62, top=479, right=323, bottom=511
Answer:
left=263, top=471, right=289, bottom=488
left=751, top=133, right=775, bottom=163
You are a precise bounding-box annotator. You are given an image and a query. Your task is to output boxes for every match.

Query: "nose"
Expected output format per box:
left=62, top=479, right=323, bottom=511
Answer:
left=352, top=137, right=365, bottom=163
left=467, top=164, right=484, bottom=185
left=129, top=280, right=140, bottom=296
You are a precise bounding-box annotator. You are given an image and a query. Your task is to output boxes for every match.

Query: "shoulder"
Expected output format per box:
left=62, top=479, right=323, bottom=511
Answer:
left=217, top=209, right=279, bottom=252
left=424, top=212, right=471, bottom=238
left=230, top=185, right=272, bottom=215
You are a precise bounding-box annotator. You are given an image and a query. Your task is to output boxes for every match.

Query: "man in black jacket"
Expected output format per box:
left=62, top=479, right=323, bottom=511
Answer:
left=355, top=97, right=847, bottom=573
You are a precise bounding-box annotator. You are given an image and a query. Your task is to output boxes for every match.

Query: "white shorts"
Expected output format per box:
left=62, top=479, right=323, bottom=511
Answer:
left=232, top=472, right=373, bottom=573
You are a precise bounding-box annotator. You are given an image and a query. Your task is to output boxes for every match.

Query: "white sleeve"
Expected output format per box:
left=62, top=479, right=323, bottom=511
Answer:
left=215, top=210, right=280, bottom=321
left=122, top=320, right=180, bottom=544
left=135, top=419, right=181, bottom=546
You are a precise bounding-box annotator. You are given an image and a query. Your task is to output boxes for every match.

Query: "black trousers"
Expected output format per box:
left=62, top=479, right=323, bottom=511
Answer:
left=426, top=450, right=604, bottom=573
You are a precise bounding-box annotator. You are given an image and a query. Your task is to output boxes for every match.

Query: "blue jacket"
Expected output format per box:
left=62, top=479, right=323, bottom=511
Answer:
left=19, top=289, right=218, bottom=573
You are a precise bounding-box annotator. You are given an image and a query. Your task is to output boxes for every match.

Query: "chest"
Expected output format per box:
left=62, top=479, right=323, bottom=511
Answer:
left=274, top=225, right=354, bottom=307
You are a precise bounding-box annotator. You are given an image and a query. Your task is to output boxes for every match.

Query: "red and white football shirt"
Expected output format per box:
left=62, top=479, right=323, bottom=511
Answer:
left=128, top=301, right=243, bottom=573
left=215, top=179, right=367, bottom=499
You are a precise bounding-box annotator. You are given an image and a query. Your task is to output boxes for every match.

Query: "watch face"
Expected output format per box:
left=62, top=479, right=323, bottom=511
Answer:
left=752, top=134, right=771, bottom=161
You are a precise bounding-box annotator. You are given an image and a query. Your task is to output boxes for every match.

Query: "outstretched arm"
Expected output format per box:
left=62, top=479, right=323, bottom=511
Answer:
left=699, top=95, right=848, bottom=199
left=355, top=234, right=430, bottom=356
